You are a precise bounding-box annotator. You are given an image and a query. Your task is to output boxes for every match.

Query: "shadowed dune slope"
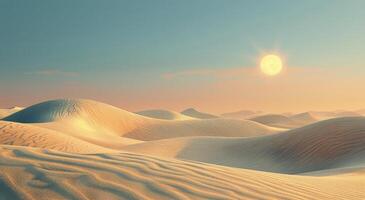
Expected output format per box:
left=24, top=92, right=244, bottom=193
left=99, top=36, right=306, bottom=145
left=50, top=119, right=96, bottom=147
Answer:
left=123, top=117, right=365, bottom=174
left=4, top=99, right=281, bottom=142
left=181, top=108, right=219, bottom=119
left=0, top=121, right=113, bottom=153
left=0, top=145, right=364, bottom=200
left=136, top=109, right=195, bottom=120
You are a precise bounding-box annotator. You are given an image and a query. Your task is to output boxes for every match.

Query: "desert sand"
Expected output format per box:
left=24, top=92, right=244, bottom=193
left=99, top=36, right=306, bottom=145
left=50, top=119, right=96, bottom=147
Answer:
left=4, top=99, right=283, bottom=142
left=1, top=99, right=365, bottom=199
left=0, top=106, right=23, bottom=119
left=180, top=108, right=219, bottom=119
left=248, top=113, right=318, bottom=128
left=136, top=109, right=195, bottom=120
left=221, top=110, right=263, bottom=119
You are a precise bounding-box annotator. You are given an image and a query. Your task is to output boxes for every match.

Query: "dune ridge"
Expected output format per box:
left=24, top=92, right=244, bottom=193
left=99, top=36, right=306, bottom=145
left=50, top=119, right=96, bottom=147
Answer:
left=4, top=99, right=281, bottom=142
left=136, top=109, right=194, bottom=120
left=123, top=117, right=365, bottom=174
left=0, top=107, right=23, bottom=119
left=221, top=110, right=263, bottom=119
left=249, top=113, right=318, bottom=128
left=181, top=108, right=218, bottom=119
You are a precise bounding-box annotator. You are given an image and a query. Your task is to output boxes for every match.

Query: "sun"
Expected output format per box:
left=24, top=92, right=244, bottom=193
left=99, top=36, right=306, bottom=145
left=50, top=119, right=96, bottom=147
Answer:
left=260, top=54, right=283, bottom=76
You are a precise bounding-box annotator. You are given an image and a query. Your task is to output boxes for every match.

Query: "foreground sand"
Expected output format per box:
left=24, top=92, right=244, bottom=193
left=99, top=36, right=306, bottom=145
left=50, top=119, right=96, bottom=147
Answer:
left=0, top=145, right=364, bottom=200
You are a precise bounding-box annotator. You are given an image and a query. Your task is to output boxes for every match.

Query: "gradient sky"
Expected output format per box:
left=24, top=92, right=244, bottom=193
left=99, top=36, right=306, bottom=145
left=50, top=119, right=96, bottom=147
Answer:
left=1, top=0, right=365, bottom=113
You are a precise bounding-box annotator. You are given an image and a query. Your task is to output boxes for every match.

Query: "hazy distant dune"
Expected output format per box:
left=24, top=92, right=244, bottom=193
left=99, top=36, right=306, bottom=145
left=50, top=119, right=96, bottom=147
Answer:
left=181, top=108, right=219, bottom=119
left=221, top=110, right=263, bottom=119
left=249, top=113, right=318, bottom=128
left=136, top=109, right=195, bottom=120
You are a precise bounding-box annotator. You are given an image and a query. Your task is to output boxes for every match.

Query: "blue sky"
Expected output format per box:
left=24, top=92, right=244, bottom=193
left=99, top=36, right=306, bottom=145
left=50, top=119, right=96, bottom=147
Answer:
left=1, top=0, right=365, bottom=112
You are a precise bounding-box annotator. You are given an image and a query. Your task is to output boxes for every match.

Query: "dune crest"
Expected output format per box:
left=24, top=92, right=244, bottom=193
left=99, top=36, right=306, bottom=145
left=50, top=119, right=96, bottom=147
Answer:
left=249, top=113, right=318, bottom=128
left=0, top=107, right=23, bottom=119
left=0, top=121, right=113, bottom=153
left=136, top=109, right=194, bottom=120
left=221, top=110, right=263, bottom=119
left=4, top=99, right=281, bottom=142
left=181, top=108, right=218, bottom=119
left=124, top=117, right=365, bottom=174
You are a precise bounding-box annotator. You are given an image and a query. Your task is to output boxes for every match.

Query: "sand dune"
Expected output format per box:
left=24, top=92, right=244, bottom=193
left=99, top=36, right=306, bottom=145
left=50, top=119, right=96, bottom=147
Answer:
left=249, top=113, right=318, bottom=128
left=0, top=107, right=23, bottom=119
left=308, top=110, right=362, bottom=120
left=4, top=99, right=281, bottom=142
left=0, top=121, right=113, bottom=153
left=1, top=99, right=365, bottom=199
left=3, top=99, right=146, bottom=148
left=0, top=145, right=364, bottom=200
left=249, top=114, right=300, bottom=128
left=125, top=118, right=283, bottom=140
left=221, top=110, right=263, bottom=119
left=136, top=109, right=194, bottom=120
left=181, top=108, right=218, bottom=119
left=124, top=117, right=365, bottom=174
left=289, top=112, right=317, bottom=124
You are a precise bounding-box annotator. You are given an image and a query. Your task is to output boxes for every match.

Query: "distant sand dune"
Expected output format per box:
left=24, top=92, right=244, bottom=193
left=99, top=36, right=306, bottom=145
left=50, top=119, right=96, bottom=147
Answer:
left=181, top=108, right=219, bottom=119
left=221, top=110, right=263, bottom=119
left=136, top=109, right=195, bottom=120
left=125, top=118, right=283, bottom=140
left=124, top=117, right=365, bottom=173
left=249, top=113, right=318, bottom=128
left=0, top=145, right=364, bottom=200
left=4, top=99, right=281, bottom=142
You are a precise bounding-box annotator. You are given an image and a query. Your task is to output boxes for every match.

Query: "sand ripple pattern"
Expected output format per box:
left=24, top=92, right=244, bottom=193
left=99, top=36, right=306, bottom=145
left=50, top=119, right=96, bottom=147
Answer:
left=0, top=145, right=364, bottom=200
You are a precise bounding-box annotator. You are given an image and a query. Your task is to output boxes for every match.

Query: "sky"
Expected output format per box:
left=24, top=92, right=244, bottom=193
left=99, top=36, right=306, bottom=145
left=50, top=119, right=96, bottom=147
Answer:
left=1, top=0, right=365, bottom=113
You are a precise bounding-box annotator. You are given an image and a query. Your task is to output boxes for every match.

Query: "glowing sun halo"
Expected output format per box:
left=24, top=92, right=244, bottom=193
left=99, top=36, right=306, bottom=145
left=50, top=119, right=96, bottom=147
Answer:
left=260, top=55, right=283, bottom=76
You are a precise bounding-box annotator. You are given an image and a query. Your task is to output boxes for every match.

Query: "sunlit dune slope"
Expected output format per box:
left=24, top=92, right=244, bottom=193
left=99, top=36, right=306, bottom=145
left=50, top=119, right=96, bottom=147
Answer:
left=0, top=107, right=23, bottom=119
left=4, top=99, right=281, bottom=141
left=0, top=121, right=113, bottom=153
left=136, top=109, right=195, bottom=120
left=123, top=117, right=365, bottom=173
left=125, top=118, right=283, bottom=140
left=0, top=145, right=364, bottom=200
left=3, top=99, right=150, bottom=133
